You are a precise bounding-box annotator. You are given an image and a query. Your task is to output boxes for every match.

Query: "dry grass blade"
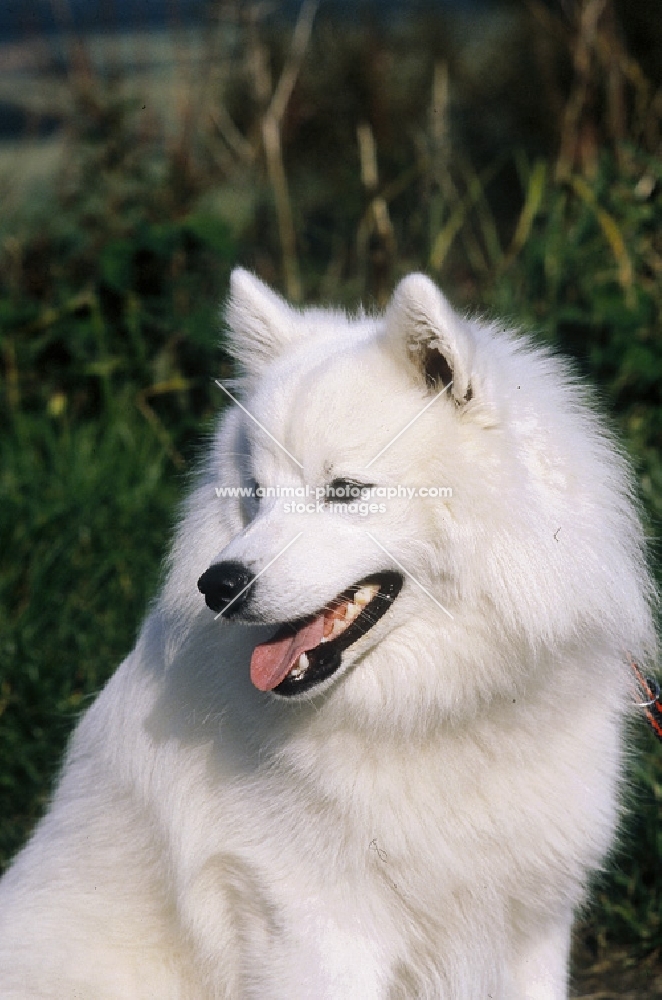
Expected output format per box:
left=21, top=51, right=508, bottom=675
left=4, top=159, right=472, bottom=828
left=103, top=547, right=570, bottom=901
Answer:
left=498, top=159, right=547, bottom=275
left=260, top=0, right=320, bottom=301
left=269, top=0, right=319, bottom=126
left=357, top=122, right=396, bottom=305
left=428, top=162, right=501, bottom=272
left=569, top=174, right=634, bottom=292
left=136, top=378, right=190, bottom=469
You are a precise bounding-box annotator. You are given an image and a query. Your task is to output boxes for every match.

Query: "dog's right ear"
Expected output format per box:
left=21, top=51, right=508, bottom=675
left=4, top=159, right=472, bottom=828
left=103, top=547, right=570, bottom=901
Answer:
left=385, top=273, right=474, bottom=404
left=224, top=269, right=300, bottom=376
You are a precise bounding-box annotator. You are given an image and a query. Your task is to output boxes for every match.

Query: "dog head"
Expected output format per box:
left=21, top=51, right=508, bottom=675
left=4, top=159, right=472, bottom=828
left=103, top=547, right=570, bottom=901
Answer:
left=196, top=271, right=485, bottom=703
left=179, top=269, right=654, bottom=731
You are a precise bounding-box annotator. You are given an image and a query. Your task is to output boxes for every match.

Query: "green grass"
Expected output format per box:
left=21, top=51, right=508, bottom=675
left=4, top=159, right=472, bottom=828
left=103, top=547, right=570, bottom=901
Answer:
left=0, top=408, right=181, bottom=862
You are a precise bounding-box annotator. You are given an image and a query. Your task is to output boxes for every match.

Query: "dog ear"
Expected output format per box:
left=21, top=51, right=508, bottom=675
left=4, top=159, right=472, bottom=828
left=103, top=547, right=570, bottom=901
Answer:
left=385, top=274, right=474, bottom=404
left=224, top=269, right=300, bottom=375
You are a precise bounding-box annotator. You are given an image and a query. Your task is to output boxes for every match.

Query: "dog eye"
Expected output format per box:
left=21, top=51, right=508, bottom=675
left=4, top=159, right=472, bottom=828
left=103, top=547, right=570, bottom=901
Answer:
left=241, top=477, right=261, bottom=523
left=326, top=478, right=373, bottom=500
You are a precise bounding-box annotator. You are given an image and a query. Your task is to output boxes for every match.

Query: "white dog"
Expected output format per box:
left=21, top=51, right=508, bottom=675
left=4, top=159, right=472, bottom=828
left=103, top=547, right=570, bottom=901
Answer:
left=0, top=271, right=656, bottom=999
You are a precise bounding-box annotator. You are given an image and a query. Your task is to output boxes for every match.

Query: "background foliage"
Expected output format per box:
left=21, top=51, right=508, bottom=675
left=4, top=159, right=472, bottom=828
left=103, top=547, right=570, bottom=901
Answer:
left=0, top=0, right=660, bottom=988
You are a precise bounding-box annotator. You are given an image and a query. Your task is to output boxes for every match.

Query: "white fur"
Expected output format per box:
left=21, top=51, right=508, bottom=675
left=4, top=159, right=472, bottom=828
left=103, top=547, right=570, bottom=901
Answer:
left=0, top=271, right=656, bottom=999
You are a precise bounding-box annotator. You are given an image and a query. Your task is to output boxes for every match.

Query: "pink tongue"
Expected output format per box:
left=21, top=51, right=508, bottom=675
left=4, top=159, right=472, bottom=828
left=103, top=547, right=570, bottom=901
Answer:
left=250, top=614, right=326, bottom=691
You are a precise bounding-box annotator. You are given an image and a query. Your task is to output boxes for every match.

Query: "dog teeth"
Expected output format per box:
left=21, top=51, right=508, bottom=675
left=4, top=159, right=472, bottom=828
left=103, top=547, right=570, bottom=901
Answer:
left=317, top=585, right=379, bottom=648
left=289, top=652, right=309, bottom=679
left=354, top=584, right=379, bottom=607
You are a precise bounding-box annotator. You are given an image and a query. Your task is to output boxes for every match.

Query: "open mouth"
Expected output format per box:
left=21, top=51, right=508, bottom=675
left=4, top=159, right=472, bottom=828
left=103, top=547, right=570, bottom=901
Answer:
left=250, top=571, right=403, bottom=696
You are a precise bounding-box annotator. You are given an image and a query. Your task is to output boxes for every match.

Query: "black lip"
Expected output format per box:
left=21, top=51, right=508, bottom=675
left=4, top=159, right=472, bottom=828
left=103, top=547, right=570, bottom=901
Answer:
left=272, top=571, right=403, bottom=697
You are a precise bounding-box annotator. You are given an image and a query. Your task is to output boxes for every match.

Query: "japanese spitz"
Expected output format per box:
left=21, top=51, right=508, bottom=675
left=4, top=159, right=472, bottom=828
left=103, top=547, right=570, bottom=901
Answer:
left=0, top=271, right=656, bottom=999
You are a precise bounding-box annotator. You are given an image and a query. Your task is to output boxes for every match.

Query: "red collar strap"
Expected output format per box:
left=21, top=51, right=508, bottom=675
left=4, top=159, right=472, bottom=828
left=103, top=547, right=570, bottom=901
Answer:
left=629, top=657, right=662, bottom=742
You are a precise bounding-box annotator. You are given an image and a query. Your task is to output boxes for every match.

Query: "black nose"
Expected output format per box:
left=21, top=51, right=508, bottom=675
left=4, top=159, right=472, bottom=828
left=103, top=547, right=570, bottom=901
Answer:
left=197, top=560, right=254, bottom=615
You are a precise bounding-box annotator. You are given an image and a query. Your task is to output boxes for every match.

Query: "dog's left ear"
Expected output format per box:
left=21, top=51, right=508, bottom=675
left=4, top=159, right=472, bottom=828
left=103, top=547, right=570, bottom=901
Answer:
left=385, top=274, right=474, bottom=404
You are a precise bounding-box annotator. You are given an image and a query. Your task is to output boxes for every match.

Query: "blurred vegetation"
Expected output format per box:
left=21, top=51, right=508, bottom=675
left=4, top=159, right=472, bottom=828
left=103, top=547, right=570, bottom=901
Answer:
left=0, top=0, right=660, bottom=983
